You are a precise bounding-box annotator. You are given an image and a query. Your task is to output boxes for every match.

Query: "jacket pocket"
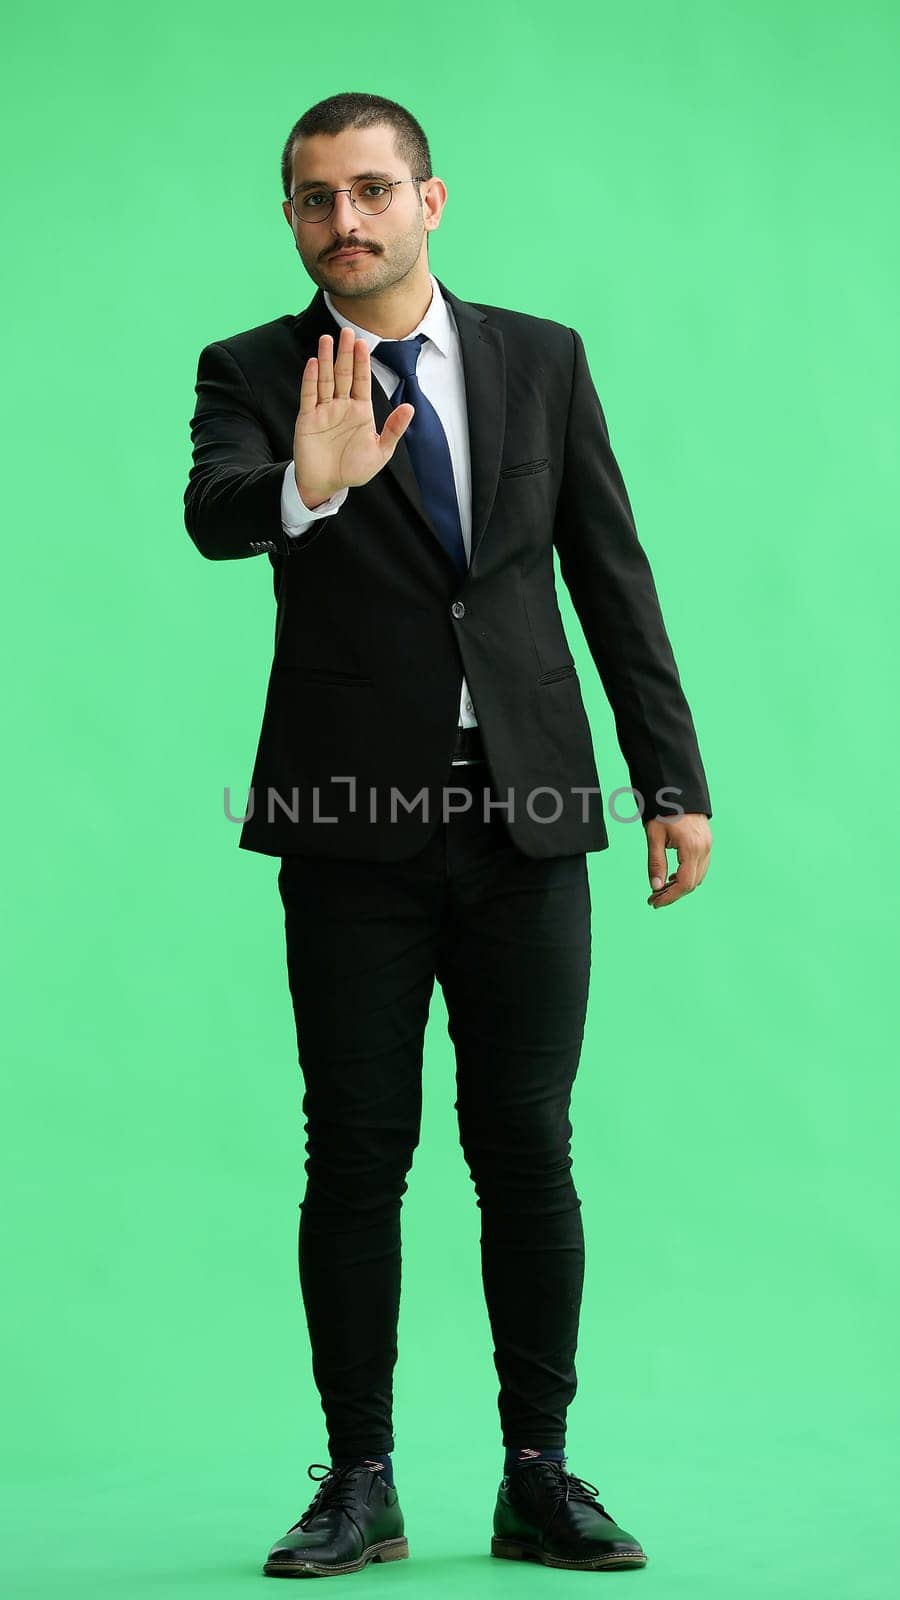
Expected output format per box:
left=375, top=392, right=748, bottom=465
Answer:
left=273, top=665, right=374, bottom=687
left=538, top=664, right=577, bottom=685
left=499, top=456, right=551, bottom=479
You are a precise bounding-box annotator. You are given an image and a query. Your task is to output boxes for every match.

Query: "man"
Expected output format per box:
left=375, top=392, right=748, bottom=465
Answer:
left=184, top=92, right=712, bottom=1578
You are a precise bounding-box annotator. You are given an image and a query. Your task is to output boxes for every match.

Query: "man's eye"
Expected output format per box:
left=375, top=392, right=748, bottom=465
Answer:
left=362, top=184, right=387, bottom=197
left=302, top=192, right=329, bottom=209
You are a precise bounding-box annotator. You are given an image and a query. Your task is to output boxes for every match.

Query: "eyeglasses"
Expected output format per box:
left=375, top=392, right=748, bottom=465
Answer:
left=289, top=177, right=428, bottom=223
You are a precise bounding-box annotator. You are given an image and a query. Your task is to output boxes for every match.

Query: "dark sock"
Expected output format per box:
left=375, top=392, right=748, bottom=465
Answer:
left=330, top=1451, right=395, bottom=1488
left=504, top=1445, right=566, bottom=1477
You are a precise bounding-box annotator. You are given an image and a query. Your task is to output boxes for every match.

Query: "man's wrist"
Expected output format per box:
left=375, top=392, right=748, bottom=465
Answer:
left=295, top=473, right=339, bottom=511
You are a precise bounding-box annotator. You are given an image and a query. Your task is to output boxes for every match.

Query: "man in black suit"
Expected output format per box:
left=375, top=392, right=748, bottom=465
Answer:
left=184, top=92, right=712, bottom=1578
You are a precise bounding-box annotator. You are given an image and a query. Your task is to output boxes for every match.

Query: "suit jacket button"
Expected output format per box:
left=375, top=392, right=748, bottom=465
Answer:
left=451, top=601, right=466, bottom=618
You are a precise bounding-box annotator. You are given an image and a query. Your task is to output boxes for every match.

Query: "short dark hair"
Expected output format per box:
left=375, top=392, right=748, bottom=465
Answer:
left=280, top=92, right=432, bottom=200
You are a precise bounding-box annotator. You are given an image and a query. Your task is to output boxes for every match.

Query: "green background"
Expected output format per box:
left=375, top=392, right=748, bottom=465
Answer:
left=3, top=2, right=898, bottom=1595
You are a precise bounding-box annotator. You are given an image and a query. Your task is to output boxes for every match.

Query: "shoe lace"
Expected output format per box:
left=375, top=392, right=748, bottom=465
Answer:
left=292, top=1462, right=374, bottom=1531
left=531, top=1461, right=611, bottom=1517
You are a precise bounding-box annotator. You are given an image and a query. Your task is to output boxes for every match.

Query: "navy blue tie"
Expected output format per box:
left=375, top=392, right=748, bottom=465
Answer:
left=371, top=333, right=468, bottom=579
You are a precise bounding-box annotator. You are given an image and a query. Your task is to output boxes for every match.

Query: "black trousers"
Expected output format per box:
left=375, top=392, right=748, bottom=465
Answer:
left=276, top=758, right=592, bottom=1458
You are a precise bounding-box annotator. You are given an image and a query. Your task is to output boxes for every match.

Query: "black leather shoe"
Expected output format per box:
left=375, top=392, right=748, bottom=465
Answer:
left=492, top=1460, right=648, bottom=1570
left=263, top=1461, right=409, bottom=1578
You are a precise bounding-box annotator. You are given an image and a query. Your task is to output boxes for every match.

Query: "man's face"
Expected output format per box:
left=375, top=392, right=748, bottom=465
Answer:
left=282, top=125, right=442, bottom=300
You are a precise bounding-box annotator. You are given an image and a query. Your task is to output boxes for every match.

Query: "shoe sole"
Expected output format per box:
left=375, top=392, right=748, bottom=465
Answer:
left=263, top=1537, right=409, bottom=1577
left=491, top=1535, right=647, bottom=1570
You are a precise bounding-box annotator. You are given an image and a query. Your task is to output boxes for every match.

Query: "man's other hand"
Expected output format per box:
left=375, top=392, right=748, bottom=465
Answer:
left=644, top=813, right=712, bottom=908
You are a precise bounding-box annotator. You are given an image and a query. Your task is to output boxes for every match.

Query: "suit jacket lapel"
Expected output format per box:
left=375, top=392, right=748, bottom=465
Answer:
left=292, top=276, right=506, bottom=573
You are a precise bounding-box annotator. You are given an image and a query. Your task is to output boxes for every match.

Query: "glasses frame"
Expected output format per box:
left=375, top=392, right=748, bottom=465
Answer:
left=288, top=176, right=429, bottom=223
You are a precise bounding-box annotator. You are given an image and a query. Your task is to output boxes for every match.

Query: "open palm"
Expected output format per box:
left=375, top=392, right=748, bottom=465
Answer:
left=293, top=325, right=414, bottom=507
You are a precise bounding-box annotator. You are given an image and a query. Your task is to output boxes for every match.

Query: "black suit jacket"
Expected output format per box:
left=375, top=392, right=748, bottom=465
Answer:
left=183, top=276, right=711, bottom=860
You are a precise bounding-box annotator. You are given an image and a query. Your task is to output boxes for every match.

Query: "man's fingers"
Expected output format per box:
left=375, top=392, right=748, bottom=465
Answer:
left=299, top=356, right=319, bottom=414
left=647, top=855, right=703, bottom=907
left=647, top=870, right=684, bottom=907
left=349, top=337, right=372, bottom=404
left=674, top=853, right=700, bottom=894
left=297, top=339, right=336, bottom=416
left=332, top=328, right=359, bottom=400
left=317, top=331, right=337, bottom=402
left=379, top=403, right=415, bottom=453
left=647, top=840, right=667, bottom=891
left=301, top=332, right=375, bottom=408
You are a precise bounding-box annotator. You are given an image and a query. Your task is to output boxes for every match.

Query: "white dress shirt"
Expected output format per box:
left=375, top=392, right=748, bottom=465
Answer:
left=279, top=272, right=477, bottom=730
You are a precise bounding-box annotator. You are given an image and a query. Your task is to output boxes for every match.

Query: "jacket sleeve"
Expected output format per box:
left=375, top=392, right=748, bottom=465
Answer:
left=552, top=327, right=712, bottom=823
left=183, top=340, right=332, bottom=561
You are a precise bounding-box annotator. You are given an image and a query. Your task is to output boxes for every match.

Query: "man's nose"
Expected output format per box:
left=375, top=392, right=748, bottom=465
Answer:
left=330, top=190, right=361, bottom=233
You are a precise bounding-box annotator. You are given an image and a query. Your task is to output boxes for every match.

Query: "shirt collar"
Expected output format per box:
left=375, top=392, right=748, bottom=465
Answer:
left=323, top=271, right=451, bottom=356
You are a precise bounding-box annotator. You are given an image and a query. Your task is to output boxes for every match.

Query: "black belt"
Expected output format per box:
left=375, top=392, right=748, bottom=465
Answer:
left=451, top=724, right=486, bottom=764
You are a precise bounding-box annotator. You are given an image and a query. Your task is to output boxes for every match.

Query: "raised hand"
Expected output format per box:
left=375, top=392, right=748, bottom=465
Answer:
left=292, top=326, right=415, bottom=508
